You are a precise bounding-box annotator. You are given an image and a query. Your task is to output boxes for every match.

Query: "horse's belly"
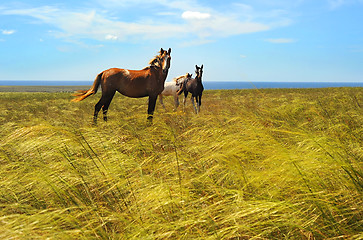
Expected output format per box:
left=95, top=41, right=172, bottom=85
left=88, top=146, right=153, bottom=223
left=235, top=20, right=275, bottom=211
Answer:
left=161, top=83, right=178, bottom=95
left=104, top=69, right=165, bottom=97
left=118, top=89, right=148, bottom=98
left=114, top=78, right=150, bottom=97
left=161, top=88, right=175, bottom=96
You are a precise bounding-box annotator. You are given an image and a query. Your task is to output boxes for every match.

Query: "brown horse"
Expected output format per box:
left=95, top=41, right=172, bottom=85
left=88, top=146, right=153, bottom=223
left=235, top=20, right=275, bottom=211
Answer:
left=177, top=65, right=204, bottom=113
left=72, top=48, right=171, bottom=123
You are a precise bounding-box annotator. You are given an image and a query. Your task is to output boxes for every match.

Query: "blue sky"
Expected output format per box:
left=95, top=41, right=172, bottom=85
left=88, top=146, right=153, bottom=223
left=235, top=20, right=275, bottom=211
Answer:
left=0, top=0, right=362, bottom=82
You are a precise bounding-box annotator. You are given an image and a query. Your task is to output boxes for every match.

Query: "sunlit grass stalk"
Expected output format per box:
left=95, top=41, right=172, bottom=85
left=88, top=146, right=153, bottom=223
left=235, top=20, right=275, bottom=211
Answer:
left=292, top=160, right=343, bottom=237
left=73, top=130, right=108, bottom=175
left=0, top=88, right=362, bottom=239
left=59, top=145, right=95, bottom=206
left=168, top=125, right=183, bottom=201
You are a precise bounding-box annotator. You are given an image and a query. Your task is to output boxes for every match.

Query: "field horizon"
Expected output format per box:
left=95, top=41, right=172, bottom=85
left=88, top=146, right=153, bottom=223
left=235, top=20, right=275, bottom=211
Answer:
left=1, top=81, right=363, bottom=92
left=0, top=87, right=362, bottom=239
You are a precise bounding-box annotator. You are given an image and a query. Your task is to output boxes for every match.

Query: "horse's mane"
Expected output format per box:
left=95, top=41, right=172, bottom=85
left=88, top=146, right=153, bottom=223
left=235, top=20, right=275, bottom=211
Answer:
left=142, top=55, right=160, bottom=70
left=173, top=73, right=189, bottom=83
left=147, top=50, right=165, bottom=68
left=148, top=57, right=159, bottom=67
left=142, top=57, right=159, bottom=70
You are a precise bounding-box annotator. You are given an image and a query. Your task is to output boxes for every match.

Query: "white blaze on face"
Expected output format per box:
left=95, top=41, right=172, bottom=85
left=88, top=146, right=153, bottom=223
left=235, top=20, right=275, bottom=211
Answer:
left=162, top=55, right=167, bottom=71
left=162, top=55, right=170, bottom=72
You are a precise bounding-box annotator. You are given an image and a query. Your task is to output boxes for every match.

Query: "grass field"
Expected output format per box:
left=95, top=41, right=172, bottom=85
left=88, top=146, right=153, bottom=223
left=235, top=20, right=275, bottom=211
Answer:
left=0, top=87, right=362, bottom=239
left=0, top=85, right=89, bottom=93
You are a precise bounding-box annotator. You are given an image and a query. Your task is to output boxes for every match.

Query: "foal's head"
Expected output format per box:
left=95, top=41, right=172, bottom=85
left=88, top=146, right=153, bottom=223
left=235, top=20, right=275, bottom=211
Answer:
left=195, top=64, right=203, bottom=80
left=175, top=73, right=192, bottom=86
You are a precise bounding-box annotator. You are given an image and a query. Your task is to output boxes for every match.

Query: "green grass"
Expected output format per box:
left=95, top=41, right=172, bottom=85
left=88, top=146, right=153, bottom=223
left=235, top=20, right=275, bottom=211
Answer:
left=0, top=85, right=89, bottom=92
left=0, top=87, right=362, bottom=239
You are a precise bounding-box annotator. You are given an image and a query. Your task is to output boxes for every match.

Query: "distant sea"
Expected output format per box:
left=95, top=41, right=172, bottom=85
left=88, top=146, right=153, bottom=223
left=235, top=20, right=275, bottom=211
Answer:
left=0, top=80, right=362, bottom=90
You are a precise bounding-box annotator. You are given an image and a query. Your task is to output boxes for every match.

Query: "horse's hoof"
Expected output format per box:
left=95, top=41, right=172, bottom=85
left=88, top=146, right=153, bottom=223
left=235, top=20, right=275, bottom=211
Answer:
left=146, top=116, right=153, bottom=126
left=147, top=115, right=153, bottom=123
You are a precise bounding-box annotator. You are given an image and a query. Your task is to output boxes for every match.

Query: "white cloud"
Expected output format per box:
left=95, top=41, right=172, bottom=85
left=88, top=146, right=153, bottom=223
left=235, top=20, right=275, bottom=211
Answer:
left=0, top=2, right=290, bottom=44
left=327, top=0, right=363, bottom=9
left=105, top=34, right=118, bottom=40
left=328, top=0, right=347, bottom=9
left=265, top=38, right=296, bottom=43
left=1, top=29, right=16, bottom=35
left=2, top=6, right=58, bottom=21
left=179, top=38, right=214, bottom=47
left=95, top=0, right=197, bottom=12
left=182, top=11, right=211, bottom=20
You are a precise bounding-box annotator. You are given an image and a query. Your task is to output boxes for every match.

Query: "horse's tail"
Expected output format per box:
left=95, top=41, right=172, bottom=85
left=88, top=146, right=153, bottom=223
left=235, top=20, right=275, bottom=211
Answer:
left=176, top=82, right=184, bottom=95
left=72, top=72, right=103, bottom=102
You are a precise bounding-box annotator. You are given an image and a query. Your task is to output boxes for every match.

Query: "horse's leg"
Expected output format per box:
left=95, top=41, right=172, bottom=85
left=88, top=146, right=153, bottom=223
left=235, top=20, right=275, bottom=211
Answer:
left=94, top=97, right=104, bottom=124
left=159, top=94, right=166, bottom=110
left=147, top=95, right=158, bottom=121
left=191, top=96, right=197, bottom=113
left=195, top=96, right=200, bottom=114
left=183, top=92, right=188, bottom=112
left=102, top=91, right=116, bottom=122
left=173, top=94, right=179, bottom=111
left=197, top=94, right=202, bottom=113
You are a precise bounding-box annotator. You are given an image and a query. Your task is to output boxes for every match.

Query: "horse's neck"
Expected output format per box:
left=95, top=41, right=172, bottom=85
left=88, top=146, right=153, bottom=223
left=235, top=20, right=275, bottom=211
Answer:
left=151, top=67, right=168, bottom=83
left=161, top=70, right=169, bottom=82
left=174, top=76, right=185, bottom=84
left=162, top=70, right=169, bottom=79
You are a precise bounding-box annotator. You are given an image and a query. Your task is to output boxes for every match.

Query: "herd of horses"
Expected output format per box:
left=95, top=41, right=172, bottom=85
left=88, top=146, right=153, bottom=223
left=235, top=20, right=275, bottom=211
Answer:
left=72, top=48, right=204, bottom=123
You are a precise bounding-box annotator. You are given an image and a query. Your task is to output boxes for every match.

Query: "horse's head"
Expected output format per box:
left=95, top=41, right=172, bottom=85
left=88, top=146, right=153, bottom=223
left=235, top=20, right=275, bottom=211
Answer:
left=160, top=48, right=172, bottom=73
left=186, top=73, right=192, bottom=83
left=175, top=73, right=192, bottom=86
left=195, top=64, right=203, bottom=80
left=149, top=48, right=172, bottom=74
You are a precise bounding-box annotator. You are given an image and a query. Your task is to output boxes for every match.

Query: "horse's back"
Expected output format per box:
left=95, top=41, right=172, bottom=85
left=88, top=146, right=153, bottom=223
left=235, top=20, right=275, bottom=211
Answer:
left=161, top=82, right=178, bottom=96
left=186, top=80, right=203, bottom=97
left=102, top=68, right=150, bottom=80
left=101, top=68, right=152, bottom=97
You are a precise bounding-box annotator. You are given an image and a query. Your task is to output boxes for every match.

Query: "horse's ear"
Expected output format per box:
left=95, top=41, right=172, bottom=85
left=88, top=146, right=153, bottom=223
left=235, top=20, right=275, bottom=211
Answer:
left=160, top=48, right=164, bottom=54
left=195, top=65, right=198, bottom=69
left=201, top=64, right=203, bottom=69
left=168, top=48, right=171, bottom=54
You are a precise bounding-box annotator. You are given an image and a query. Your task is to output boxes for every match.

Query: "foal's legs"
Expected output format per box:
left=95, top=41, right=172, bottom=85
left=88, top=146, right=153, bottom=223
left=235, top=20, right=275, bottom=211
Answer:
left=197, top=94, right=202, bottom=113
left=158, top=95, right=166, bottom=109
left=173, top=94, right=179, bottom=111
left=183, top=91, right=188, bottom=111
left=147, top=95, right=158, bottom=121
left=191, top=96, right=197, bottom=113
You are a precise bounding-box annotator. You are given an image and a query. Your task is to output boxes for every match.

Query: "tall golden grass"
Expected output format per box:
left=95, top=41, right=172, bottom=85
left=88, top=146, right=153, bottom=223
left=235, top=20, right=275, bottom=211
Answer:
left=0, top=88, right=362, bottom=239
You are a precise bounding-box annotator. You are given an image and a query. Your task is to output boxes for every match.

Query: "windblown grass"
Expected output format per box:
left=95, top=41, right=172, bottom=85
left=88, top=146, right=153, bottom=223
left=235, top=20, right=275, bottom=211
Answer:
left=0, top=88, right=362, bottom=239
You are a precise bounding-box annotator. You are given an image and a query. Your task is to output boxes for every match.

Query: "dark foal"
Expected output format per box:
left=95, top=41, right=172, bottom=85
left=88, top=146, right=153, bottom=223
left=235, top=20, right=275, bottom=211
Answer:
left=72, top=48, right=171, bottom=123
left=177, top=65, right=204, bottom=113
